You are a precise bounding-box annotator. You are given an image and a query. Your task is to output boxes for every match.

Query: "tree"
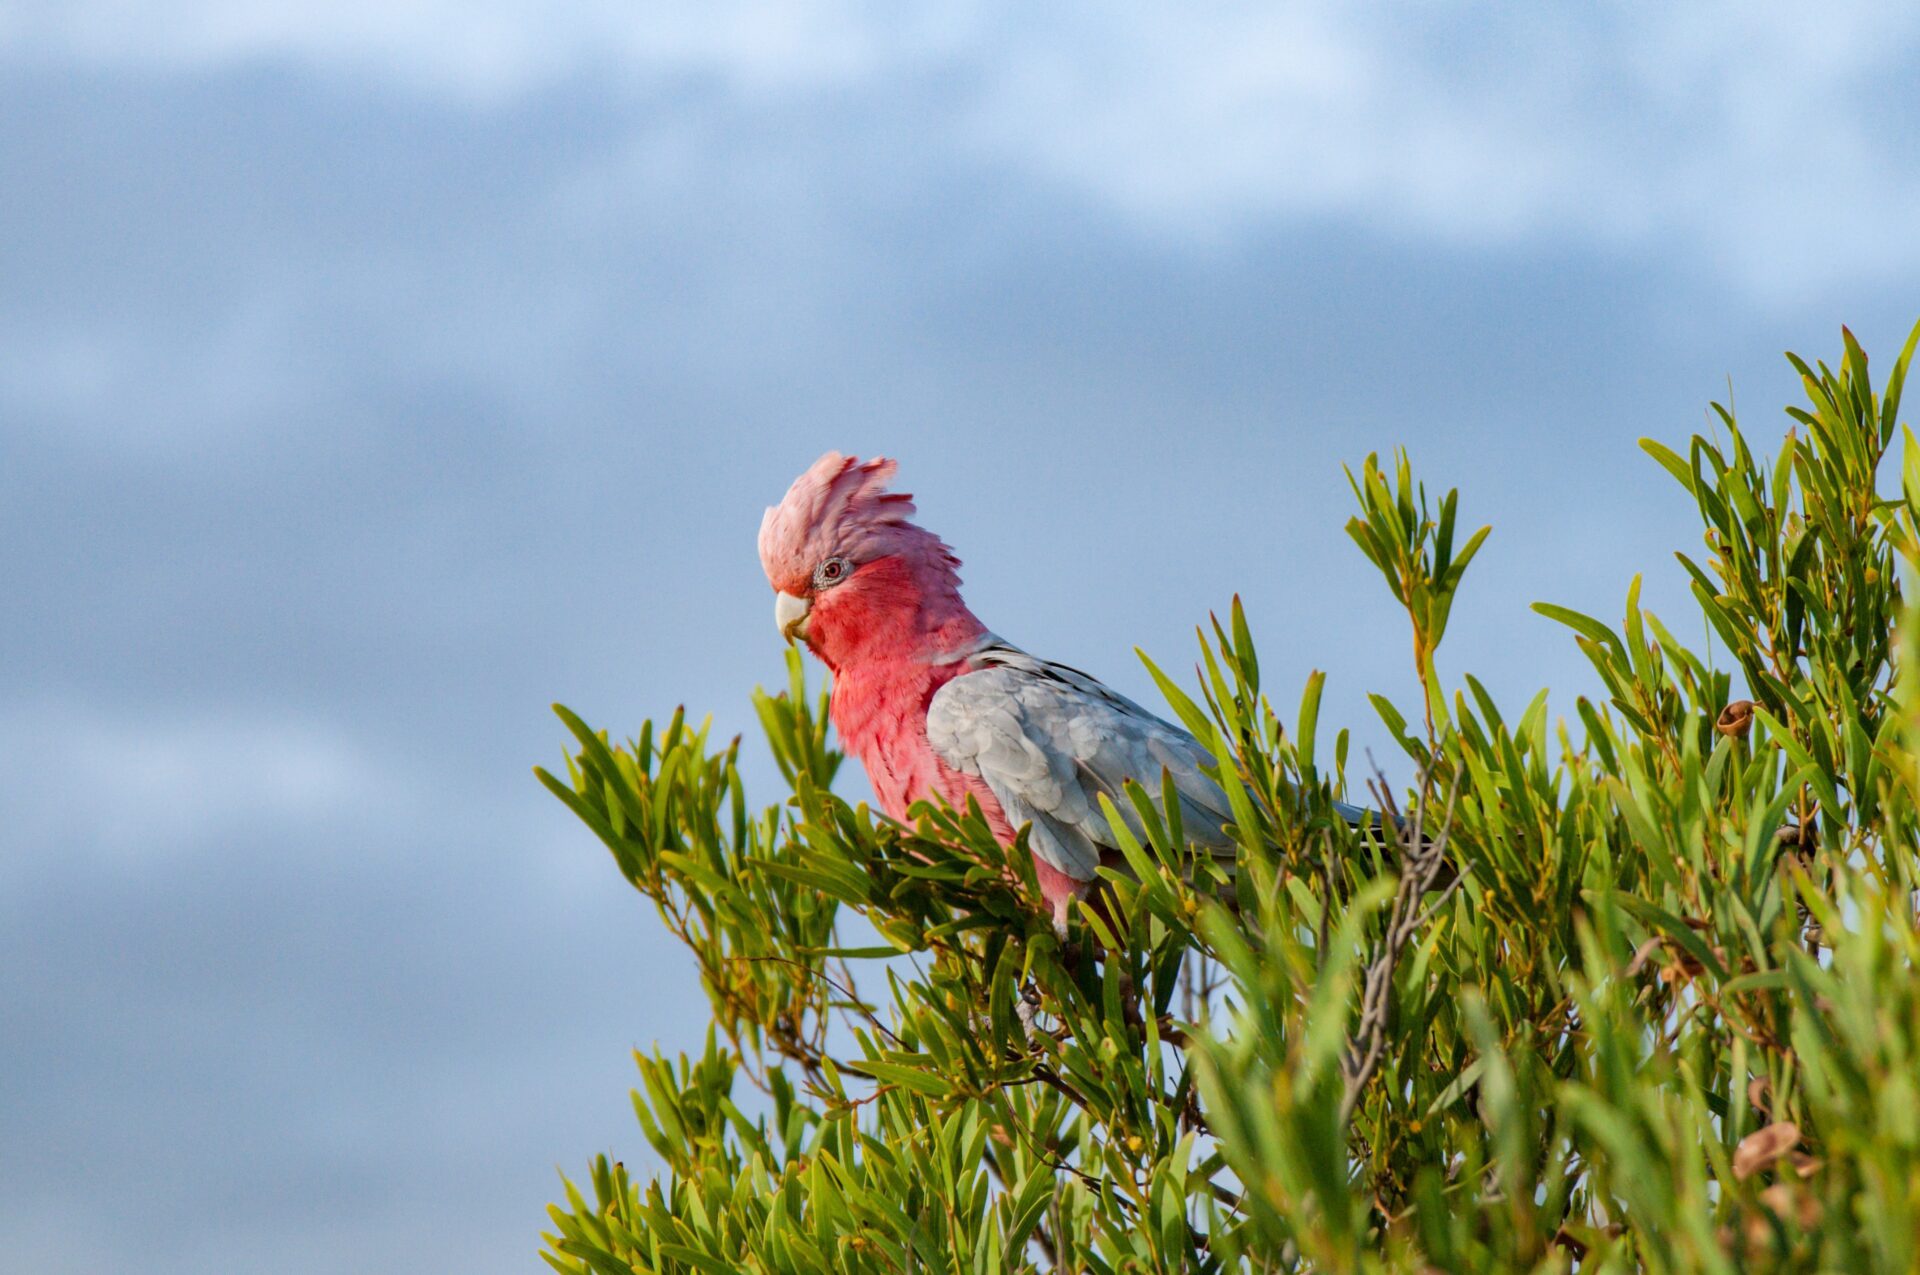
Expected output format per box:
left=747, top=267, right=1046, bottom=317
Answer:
left=536, top=322, right=1920, bottom=1273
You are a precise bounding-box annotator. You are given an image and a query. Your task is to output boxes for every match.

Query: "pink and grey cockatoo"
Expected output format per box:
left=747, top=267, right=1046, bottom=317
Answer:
left=759, top=452, right=1367, bottom=931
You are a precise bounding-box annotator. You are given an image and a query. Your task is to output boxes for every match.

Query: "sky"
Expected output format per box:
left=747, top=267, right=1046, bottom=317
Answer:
left=3, top=4, right=1918, bottom=1270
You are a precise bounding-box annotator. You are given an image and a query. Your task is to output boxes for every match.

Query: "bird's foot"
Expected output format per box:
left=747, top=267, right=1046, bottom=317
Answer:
left=1014, top=982, right=1045, bottom=1044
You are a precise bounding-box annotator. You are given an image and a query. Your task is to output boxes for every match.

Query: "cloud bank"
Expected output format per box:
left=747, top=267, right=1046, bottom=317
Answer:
left=8, top=2, right=1918, bottom=296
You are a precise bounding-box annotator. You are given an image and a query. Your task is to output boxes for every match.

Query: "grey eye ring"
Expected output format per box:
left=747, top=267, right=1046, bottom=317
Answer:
left=812, top=555, right=853, bottom=589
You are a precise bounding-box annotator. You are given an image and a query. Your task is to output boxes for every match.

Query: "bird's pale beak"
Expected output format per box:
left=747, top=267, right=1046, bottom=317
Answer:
left=774, top=591, right=812, bottom=644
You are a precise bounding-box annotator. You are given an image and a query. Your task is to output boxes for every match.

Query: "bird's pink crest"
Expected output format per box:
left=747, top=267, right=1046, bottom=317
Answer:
left=758, top=452, right=961, bottom=593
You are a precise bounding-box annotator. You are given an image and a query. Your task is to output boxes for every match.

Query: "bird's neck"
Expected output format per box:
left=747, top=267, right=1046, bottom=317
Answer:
left=821, top=601, right=989, bottom=760
left=824, top=608, right=989, bottom=695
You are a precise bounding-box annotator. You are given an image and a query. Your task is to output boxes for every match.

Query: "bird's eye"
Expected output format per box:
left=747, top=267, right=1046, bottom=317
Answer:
left=812, top=556, right=852, bottom=589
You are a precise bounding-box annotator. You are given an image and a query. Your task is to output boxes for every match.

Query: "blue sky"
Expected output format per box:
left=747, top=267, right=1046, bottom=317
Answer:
left=3, top=4, right=1918, bottom=1270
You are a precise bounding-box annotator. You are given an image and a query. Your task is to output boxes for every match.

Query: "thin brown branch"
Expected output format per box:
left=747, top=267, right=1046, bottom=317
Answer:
left=1339, top=766, right=1461, bottom=1130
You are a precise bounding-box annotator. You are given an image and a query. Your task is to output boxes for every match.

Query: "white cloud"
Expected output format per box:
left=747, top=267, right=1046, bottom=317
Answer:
left=953, top=4, right=1920, bottom=296
left=5, top=2, right=1917, bottom=297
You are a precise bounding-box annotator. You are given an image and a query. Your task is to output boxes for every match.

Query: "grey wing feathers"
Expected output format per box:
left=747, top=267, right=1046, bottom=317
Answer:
left=925, top=642, right=1237, bottom=883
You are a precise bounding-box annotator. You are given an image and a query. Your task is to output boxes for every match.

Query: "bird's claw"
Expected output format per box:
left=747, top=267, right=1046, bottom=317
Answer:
left=1014, top=982, right=1045, bottom=1044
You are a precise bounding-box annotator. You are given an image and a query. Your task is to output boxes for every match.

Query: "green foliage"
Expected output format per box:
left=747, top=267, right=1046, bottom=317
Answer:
left=537, top=323, right=1920, bottom=1272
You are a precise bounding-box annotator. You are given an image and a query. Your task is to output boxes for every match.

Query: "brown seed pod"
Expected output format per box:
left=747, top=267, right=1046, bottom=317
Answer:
left=1734, top=1121, right=1802, bottom=1180
left=1716, top=700, right=1756, bottom=738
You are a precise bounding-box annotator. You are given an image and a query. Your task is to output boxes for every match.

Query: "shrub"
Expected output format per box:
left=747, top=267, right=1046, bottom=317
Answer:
left=538, top=322, right=1920, bottom=1273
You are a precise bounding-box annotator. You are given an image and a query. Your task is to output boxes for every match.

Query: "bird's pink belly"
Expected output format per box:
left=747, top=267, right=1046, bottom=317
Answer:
left=851, top=728, right=1011, bottom=837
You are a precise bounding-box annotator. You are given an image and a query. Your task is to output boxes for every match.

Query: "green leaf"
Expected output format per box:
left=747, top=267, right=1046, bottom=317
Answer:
left=1531, top=602, right=1626, bottom=661
left=1639, top=437, right=1693, bottom=489
left=1296, top=670, right=1326, bottom=775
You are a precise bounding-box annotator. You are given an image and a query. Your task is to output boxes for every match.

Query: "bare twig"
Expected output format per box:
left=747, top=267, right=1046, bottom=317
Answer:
left=1338, top=766, right=1461, bottom=1130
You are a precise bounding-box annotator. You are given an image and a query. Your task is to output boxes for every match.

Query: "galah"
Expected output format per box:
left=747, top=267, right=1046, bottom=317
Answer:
left=758, top=451, right=1369, bottom=931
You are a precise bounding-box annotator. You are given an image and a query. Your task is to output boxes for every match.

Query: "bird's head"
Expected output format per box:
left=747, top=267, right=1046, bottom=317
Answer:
left=758, top=452, right=975, bottom=670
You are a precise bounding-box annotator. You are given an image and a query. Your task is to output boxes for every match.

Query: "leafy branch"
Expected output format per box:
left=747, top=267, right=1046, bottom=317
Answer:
left=538, top=321, right=1920, bottom=1275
